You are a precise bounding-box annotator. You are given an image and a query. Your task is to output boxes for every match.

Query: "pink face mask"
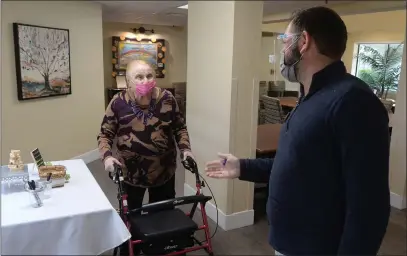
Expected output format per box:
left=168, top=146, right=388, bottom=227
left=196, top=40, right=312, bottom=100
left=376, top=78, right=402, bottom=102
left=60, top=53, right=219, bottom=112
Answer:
left=135, top=80, right=156, bottom=96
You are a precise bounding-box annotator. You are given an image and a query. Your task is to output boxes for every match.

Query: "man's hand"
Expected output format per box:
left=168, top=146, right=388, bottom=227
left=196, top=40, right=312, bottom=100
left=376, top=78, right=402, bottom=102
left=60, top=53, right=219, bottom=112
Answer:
left=205, top=153, right=240, bottom=179
left=104, top=157, right=122, bottom=172
left=182, top=150, right=195, bottom=161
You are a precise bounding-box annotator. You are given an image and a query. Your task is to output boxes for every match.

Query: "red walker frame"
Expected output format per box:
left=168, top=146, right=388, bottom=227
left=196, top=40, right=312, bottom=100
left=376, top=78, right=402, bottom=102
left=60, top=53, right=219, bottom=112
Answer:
left=110, top=157, right=214, bottom=256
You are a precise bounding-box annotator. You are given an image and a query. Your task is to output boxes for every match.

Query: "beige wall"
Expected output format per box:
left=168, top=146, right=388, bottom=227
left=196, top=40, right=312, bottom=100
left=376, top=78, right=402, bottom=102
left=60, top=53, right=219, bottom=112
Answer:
left=186, top=1, right=236, bottom=214
left=102, top=22, right=187, bottom=93
left=389, top=34, right=406, bottom=199
left=261, top=22, right=287, bottom=34
left=186, top=1, right=263, bottom=217
left=260, top=37, right=276, bottom=83
left=1, top=1, right=104, bottom=164
left=229, top=1, right=263, bottom=214
left=0, top=0, right=2, bottom=164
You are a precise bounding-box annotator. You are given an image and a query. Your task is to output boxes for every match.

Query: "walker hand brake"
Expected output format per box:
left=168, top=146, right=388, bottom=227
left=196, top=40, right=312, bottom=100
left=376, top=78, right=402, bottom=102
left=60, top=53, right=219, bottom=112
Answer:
left=109, top=164, right=123, bottom=183
left=181, top=156, right=198, bottom=174
left=182, top=156, right=203, bottom=187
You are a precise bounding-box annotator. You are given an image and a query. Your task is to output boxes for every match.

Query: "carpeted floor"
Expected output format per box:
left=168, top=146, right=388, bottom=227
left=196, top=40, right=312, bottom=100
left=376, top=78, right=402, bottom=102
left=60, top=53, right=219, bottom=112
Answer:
left=87, top=160, right=406, bottom=255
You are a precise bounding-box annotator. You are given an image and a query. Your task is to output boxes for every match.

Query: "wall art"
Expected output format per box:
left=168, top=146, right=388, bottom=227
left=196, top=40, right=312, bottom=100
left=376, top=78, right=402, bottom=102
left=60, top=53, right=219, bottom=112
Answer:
left=13, top=23, right=72, bottom=100
left=112, top=36, right=166, bottom=78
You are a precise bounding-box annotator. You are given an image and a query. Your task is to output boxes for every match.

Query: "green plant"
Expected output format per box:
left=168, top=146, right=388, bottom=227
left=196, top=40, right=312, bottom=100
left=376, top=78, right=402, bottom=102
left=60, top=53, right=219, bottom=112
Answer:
left=356, top=44, right=403, bottom=99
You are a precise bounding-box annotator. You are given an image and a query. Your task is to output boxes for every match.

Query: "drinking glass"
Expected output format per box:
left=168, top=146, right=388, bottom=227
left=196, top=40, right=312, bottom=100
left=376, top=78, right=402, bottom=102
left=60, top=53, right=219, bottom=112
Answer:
left=38, top=180, right=52, bottom=199
left=25, top=182, right=45, bottom=208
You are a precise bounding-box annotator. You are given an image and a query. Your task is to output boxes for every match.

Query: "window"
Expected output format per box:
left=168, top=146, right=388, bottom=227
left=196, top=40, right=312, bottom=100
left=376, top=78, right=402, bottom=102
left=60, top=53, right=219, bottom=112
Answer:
left=352, top=43, right=404, bottom=99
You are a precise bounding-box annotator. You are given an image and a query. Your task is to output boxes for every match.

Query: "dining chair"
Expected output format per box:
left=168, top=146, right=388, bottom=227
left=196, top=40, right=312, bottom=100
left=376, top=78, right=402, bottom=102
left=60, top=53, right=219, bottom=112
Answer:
left=380, top=99, right=394, bottom=112
left=260, top=95, right=285, bottom=124
left=268, top=81, right=285, bottom=97
left=259, top=81, right=268, bottom=97
left=283, top=90, right=299, bottom=98
left=173, top=82, right=187, bottom=119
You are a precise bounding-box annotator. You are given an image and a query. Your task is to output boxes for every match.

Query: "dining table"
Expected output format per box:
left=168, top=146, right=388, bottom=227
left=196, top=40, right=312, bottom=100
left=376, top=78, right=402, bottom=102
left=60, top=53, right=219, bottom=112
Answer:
left=256, top=123, right=282, bottom=156
left=1, top=159, right=131, bottom=255
left=254, top=123, right=282, bottom=206
left=257, top=112, right=394, bottom=157
left=277, top=97, right=298, bottom=108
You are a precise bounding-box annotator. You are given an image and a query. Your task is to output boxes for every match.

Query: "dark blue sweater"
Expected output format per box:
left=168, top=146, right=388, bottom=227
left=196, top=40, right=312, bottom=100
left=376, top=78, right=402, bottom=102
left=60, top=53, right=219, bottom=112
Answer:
left=239, top=61, right=390, bottom=255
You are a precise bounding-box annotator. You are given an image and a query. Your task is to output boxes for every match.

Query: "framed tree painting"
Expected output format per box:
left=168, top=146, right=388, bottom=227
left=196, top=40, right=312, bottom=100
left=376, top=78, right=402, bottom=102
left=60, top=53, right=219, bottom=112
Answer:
left=13, top=23, right=72, bottom=101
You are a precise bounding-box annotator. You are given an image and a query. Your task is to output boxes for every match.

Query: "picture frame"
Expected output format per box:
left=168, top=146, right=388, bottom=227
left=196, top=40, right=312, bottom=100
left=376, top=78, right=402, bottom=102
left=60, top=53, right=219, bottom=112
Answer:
left=13, top=23, right=72, bottom=101
left=111, top=36, right=166, bottom=78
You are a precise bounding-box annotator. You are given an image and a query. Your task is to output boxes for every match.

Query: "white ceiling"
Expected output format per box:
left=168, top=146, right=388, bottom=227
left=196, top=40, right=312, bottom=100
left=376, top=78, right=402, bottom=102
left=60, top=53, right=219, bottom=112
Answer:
left=97, top=1, right=351, bottom=27
left=263, top=1, right=341, bottom=15
left=99, top=1, right=188, bottom=26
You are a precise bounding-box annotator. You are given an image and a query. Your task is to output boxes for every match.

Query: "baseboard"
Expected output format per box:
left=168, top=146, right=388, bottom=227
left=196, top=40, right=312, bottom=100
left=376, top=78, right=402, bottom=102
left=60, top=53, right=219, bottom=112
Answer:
left=71, top=148, right=99, bottom=164
left=183, top=183, right=254, bottom=231
left=390, top=192, right=406, bottom=210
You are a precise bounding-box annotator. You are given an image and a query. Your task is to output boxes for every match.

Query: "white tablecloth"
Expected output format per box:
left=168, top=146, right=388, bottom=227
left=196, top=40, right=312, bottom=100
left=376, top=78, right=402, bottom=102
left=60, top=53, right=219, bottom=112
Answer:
left=1, top=159, right=131, bottom=255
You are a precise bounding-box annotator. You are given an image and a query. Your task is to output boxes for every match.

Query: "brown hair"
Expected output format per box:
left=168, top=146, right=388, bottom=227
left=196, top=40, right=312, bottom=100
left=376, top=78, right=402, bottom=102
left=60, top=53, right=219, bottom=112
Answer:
left=290, top=6, right=348, bottom=59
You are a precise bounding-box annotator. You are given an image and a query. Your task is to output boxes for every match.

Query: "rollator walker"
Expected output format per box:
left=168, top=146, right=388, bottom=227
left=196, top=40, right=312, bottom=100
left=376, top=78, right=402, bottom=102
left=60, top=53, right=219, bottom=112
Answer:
left=110, top=156, right=215, bottom=256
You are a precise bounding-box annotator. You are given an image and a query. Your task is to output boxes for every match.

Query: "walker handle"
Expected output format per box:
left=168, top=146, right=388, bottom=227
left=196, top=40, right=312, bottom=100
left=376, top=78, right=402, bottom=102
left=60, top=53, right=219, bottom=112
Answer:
left=109, top=164, right=125, bottom=195
left=181, top=156, right=198, bottom=173
left=181, top=156, right=201, bottom=185
left=108, top=164, right=122, bottom=182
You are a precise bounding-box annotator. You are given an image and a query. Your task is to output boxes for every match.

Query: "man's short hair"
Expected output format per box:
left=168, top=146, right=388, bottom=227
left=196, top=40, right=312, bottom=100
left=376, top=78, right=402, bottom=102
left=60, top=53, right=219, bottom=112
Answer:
left=290, top=6, right=348, bottom=59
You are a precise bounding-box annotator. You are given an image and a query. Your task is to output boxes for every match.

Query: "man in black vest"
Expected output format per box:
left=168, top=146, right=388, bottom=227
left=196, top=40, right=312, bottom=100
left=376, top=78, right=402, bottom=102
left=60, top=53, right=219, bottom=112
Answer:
left=205, top=6, right=390, bottom=255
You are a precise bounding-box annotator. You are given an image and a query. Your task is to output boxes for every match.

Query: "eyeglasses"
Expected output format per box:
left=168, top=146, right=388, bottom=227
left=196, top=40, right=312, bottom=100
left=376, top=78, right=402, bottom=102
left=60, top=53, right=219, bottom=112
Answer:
left=276, top=33, right=301, bottom=40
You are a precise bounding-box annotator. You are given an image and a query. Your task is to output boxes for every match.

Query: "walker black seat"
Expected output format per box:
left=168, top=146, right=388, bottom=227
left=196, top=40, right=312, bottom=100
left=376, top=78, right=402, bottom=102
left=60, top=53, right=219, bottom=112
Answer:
left=130, top=208, right=198, bottom=240
left=110, top=159, right=215, bottom=256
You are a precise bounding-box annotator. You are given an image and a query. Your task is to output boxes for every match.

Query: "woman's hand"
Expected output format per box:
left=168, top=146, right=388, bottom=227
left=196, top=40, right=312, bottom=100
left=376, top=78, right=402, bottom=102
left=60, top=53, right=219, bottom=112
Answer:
left=104, top=157, right=122, bottom=172
left=182, top=150, right=195, bottom=161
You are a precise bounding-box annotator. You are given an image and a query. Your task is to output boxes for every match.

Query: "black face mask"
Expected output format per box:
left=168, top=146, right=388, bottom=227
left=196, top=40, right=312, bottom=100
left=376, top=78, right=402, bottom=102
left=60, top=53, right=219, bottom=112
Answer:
left=280, top=37, right=302, bottom=82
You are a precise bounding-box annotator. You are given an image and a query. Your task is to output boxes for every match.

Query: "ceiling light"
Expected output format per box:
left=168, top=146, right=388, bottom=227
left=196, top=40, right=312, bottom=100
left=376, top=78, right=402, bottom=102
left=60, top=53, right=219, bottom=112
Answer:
left=177, top=4, right=188, bottom=9
left=132, top=27, right=155, bottom=34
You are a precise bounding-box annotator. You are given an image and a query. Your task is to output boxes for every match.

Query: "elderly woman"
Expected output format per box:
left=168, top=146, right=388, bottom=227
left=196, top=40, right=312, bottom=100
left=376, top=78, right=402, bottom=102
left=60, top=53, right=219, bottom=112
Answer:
left=97, top=60, right=193, bottom=211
